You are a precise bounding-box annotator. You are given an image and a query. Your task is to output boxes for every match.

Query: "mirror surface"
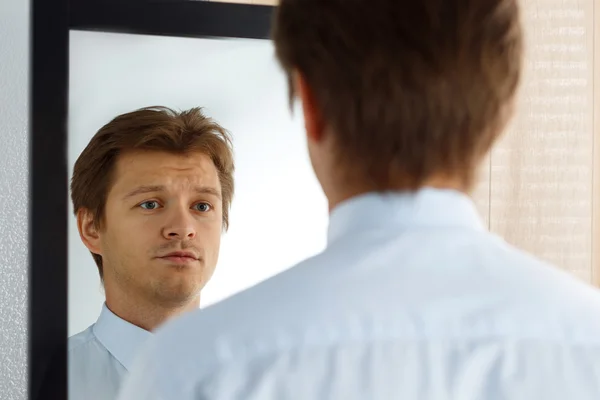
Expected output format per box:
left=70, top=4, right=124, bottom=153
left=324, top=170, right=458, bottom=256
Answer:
left=68, top=30, right=328, bottom=336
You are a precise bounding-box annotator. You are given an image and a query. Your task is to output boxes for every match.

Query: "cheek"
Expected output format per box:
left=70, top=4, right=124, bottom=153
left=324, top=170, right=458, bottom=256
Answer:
left=203, top=209, right=223, bottom=233
left=103, top=218, right=153, bottom=257
left=197, top=221, right=222, bottom=252
left=204, top=220, right=222, bottom=241
left=133, top=215, right=169, bottom=241
left=101, top=229, right=138, bottom=261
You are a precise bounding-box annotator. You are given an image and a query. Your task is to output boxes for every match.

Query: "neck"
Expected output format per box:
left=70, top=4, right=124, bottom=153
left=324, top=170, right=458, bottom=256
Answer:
left=104, top=285, right=200, bottom=332
left=326, top=175, right=468, bottom=213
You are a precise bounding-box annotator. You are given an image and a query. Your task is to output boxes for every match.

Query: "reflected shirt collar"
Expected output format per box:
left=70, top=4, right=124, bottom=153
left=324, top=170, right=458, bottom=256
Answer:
left=327, top=187, right=485, bottom=245
left=93, top=303, right=153, bottom=371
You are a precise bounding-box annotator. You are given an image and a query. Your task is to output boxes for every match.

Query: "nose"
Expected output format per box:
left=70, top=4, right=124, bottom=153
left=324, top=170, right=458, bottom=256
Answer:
left=162, top=207, right=197, bottom=240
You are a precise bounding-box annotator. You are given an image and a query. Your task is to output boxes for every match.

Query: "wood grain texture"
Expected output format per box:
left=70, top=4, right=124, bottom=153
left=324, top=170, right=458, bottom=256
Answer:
left=490, top=0, right=595, bottom=283
left=471, top=155, right=492, bottom=229
left=593, top=0, right=599, bottom=287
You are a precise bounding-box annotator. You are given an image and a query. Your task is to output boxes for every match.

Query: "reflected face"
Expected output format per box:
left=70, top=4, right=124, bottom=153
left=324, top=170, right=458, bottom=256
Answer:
left=99, top=150, right=223, bottom=306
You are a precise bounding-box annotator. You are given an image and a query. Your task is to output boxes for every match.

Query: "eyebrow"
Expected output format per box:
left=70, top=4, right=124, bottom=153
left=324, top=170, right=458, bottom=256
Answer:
left=123, top=185, right=222, bottom=200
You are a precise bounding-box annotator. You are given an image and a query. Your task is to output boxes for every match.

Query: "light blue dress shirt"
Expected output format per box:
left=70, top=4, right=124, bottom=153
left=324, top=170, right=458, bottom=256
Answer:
left=69, top=303, right=152, bottom=400
left=118, top=188, right=600, bottom=400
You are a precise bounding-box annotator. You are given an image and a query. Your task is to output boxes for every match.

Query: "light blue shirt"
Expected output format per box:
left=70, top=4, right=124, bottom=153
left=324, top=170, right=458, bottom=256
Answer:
left=69, top=303, right=152, bottom=400
left=118, top=188, right=600, bottom=400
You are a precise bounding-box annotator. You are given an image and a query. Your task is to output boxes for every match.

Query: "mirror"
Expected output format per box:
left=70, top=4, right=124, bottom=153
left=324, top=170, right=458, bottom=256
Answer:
left=68, top=30, right=328, bottom=336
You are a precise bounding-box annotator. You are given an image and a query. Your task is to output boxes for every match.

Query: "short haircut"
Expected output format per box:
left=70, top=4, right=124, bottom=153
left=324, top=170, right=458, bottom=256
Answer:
left=273, top=0, right=523, bottom=189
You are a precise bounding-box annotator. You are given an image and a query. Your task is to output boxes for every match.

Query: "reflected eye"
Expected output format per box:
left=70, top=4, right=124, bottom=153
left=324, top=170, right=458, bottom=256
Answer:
left=139, top=201, right=160, bottom=210
left=193, top=203, right=212, bottom=212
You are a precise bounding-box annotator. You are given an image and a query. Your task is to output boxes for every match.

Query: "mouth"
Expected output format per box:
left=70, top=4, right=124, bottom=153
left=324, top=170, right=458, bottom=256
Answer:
left=158, top=251, right=199, bottom=265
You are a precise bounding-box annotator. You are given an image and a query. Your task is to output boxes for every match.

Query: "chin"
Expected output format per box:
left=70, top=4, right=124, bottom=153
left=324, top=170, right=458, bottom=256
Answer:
left=151, top=278, right=203, bottom=305
left=157, top=289, right=199, bottom=307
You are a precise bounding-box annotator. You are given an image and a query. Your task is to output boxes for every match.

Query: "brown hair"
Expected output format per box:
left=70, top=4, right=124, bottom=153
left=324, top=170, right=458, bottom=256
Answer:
left=70, top=106, right=235, bottom=279
left=272, top=0, right=523, bottom=190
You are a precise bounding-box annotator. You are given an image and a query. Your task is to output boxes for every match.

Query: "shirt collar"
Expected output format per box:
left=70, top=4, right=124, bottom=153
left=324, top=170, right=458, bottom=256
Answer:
left=327, top=187, right=485, bottom=245
left=93, top=303, right=153, bottom=371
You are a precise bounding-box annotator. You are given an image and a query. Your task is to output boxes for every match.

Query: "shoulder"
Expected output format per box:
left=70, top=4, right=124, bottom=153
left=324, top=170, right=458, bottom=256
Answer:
left=68, top=325, right=96, bottom=353
left=475, top=234, right=600, bottom=337
left=68, top=325, right=127, bottom=400
left=68, top=324, right=121, bottom=368
left=138, top=235, right=600, bottom=386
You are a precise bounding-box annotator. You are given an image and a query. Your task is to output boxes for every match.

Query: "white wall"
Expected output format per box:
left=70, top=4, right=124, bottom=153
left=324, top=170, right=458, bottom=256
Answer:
left=0, top=0, right=29, bottom=398
left=68, top=31, right=329, bottom=336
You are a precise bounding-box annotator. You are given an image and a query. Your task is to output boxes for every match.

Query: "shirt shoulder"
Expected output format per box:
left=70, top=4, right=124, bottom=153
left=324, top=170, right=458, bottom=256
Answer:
left=131, top=229, right=600, bottom=399
left=160, top=229, right=600, bottom=352
left=68, top=325, right=127, bottom=400
left=68, top=325, right=96, bottom=352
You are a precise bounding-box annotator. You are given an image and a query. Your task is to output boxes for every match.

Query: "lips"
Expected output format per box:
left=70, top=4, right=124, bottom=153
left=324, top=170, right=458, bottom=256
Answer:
left=161, top=251, right=198, bottom=260
left=158, top=251, right=199, bottom=265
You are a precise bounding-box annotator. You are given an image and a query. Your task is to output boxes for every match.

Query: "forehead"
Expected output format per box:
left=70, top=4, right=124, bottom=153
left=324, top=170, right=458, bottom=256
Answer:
left=111, top=150, right=220, bottom=191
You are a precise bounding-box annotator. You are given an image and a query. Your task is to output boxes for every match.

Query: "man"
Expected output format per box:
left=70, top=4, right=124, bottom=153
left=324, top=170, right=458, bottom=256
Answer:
left=68, top=106, right=235, bottom=400
left=118, top=1, right=600, bottom=399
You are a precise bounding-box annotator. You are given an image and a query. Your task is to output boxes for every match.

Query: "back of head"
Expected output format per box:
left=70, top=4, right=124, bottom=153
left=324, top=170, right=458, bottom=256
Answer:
left=273, top=0, right=523, bottom=190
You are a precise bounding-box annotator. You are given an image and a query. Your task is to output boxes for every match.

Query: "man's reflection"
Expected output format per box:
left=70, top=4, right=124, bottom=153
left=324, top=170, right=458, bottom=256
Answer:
left=67, top=106, right=235, bottom=400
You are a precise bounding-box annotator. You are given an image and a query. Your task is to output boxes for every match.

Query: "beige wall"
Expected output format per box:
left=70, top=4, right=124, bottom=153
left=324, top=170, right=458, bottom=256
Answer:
left=212, top=0, right=599, bottom=286
left=594, top=0, right=600, bottom=287
left=474, top=0, right=598, bottom=286
left=590, top=0, right=600, bottom=287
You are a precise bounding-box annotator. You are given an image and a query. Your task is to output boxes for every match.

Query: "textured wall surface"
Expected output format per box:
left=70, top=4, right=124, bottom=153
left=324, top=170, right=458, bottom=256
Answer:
left=471, top=0, right=598, bottom=285
left=490, top=0, right=596, bottom=283
left=0, top=0, right=30, bottom=398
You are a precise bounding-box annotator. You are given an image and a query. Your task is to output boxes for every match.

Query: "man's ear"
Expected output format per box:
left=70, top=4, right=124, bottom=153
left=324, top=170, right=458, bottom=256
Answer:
left=293, top=70, right=325, bottom=143
left=77, top=208, right=102, bottom=255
